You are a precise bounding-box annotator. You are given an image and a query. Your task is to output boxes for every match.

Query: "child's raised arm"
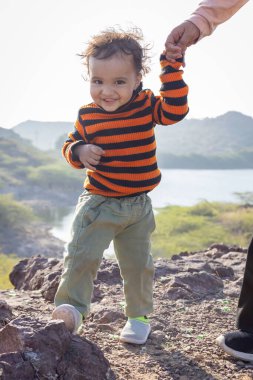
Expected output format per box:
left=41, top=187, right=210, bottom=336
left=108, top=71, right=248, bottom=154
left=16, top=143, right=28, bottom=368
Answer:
left=152, top=54, right=189, bottom=126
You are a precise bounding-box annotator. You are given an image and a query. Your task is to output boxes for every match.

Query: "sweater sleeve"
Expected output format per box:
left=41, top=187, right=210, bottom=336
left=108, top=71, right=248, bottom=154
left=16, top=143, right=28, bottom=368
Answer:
left=62, top=108, right=88, bottom=169
left=188, top=0, right=249, bottom=40
left=152, top=55, right=189, bottom=126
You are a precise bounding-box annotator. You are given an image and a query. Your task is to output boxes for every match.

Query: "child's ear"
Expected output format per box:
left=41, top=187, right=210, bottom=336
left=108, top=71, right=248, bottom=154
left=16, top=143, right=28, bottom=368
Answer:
left=135, top=73, right=142, bottom=89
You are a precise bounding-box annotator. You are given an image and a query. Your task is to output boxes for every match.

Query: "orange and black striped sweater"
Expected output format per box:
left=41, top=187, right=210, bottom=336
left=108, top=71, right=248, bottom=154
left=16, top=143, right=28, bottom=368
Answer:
left=63, top=55, right=189, bottom=197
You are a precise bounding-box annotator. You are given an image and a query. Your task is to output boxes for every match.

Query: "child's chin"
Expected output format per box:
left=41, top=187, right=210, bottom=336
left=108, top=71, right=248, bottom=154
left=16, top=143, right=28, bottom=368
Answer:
left=103, top=104, right=120, bottom=112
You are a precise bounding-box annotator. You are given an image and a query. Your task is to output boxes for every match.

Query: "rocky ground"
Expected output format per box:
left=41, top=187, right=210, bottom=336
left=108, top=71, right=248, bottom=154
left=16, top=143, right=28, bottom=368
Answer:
left=1, top=244, right=253, bottom=380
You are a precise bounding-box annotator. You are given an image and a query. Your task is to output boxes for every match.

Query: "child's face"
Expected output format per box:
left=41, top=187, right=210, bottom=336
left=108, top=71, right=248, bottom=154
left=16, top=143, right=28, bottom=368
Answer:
left=89, top=53, right=142, bottom=112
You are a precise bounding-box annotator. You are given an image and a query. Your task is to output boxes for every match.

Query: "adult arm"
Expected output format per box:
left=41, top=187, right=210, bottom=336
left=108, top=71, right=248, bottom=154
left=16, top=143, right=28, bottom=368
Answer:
left=165, top=0, right=249, bottom=61
left=189, top=0, right=249, bottom=39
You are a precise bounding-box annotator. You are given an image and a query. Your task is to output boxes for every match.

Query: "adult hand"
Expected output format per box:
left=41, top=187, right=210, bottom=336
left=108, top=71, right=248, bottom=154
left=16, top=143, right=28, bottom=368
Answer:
left=165, top=21, right=200, bottom=64
left=74, top=144, right=105, bottom=170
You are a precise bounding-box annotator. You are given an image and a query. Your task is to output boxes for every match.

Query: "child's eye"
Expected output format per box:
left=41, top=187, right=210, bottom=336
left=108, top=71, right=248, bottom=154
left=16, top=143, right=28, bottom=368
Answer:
left=92, top=79, right=102, bottom=84
left=115, top=80, right=126, bottom=85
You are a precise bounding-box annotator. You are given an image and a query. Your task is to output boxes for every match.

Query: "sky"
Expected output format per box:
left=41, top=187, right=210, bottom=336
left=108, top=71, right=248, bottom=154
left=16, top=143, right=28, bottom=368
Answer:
left=0, top=0, right=252, bottom=128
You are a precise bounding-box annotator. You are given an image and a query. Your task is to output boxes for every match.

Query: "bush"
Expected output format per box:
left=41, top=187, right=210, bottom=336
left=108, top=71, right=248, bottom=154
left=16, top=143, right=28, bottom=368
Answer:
left=0, top=253, right=19, bottom=289
left=27, top=163, right=83, bottom=190
left=0, top=194, right=36, bottom=230
left=190, top=201, right=218, bottom=217
left=152, top=201, right=253, bottom=258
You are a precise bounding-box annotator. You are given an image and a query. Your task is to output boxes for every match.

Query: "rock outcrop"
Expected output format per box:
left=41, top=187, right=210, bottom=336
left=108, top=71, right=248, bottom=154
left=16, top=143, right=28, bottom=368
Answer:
left=9, top=243, right=246, bottom=303
left=0, top=317, right=114, bottom=380
left=0, top=243, right=251, bottom=380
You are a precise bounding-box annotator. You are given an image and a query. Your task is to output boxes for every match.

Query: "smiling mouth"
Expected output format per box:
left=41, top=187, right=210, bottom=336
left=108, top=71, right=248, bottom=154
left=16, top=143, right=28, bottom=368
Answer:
left=103, top=98, right=118, bottom=103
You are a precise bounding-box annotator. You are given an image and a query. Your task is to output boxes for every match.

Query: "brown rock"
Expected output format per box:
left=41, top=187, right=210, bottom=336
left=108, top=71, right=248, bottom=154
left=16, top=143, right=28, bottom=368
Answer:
left=96, top=258, right=121, bottom=285
left=0, top=316, right=115, bottom=379
left=166, top=271, right=223, bottom=299
left=0, top=300, right=13, bottom=327
left=209, top=263, right=234, bottom=278
left=0, top=352, right=34, bottom=380
left=91, top=306, right=124, bottom=324
left=9, top=256, right=63, bottom=301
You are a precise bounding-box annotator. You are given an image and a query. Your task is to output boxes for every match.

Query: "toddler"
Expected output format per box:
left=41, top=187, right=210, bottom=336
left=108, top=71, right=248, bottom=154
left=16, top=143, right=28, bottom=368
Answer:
left=52, top=27, right=189, bottom=344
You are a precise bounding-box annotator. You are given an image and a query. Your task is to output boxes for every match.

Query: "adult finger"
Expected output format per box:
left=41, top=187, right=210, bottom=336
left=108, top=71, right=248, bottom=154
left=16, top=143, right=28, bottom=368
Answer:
left=165, top=45, right=182, bottom=61
left=165, top=43, right=182, bottom=54
left=165, top=25, right=185, bottom=51
left=176, top=21, right=200, bottom=48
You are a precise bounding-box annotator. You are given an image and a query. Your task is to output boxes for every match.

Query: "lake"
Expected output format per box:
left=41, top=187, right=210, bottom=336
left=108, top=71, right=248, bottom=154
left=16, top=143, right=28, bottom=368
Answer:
left=51, top=169, right=253, bottom=256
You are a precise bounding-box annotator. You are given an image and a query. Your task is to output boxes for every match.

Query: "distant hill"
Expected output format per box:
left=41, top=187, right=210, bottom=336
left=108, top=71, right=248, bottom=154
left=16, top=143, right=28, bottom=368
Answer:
left=11, top=111, right=253, bottom=168
left=0, top=127, right=83, bottom=205
left=13, top=120, right=73, bottom=151
left=155, top=111, right=253, bottom=156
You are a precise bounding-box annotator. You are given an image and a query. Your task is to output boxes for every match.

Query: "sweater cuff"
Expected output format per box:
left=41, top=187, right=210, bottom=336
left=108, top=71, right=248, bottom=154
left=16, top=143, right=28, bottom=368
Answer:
left=70, top=141, right=86, bottom=162
left=63, top=141, right=86, bottom=169
left=160, top=54, right=183, bottom=70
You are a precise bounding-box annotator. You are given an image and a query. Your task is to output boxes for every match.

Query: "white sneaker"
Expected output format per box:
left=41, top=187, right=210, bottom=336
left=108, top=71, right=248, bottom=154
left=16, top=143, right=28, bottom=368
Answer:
left=52, top=304, right=83, bottom=333
left=120, top=318, right=151, bottom=344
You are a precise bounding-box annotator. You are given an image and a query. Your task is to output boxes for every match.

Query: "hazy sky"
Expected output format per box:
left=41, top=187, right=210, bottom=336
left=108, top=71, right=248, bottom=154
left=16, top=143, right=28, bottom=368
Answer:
left=0, top=0, right=252, bottom=128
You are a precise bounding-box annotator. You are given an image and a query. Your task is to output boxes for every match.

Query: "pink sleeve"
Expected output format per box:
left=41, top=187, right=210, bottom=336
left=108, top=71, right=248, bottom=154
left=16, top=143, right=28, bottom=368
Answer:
left=187, top=0, right=249, bottom=40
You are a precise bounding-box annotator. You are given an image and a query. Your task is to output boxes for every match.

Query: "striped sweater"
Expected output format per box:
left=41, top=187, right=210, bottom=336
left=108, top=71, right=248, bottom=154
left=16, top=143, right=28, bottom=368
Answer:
left=63, top=54, right=189, bottom=197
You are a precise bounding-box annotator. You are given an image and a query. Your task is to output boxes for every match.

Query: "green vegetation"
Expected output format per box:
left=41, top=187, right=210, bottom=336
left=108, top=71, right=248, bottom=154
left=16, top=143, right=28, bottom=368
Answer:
left=152, top=201, right=253, bottom=258
left=0, top=194, right=36, bottom=229
left=234, top=192, right=253, bottom=206
left=0, top=134, right=46, bottom=188
left=0, top=194, right=253, bottom=288
left=0, top=132, right=82, bottom=188
left=0, top=253, right=19, bottom=289
left=27, top=162, right=82, bottom=191
left=0, top=195, right=36, bottom=289
left=0, top=127, right=83, bottom=205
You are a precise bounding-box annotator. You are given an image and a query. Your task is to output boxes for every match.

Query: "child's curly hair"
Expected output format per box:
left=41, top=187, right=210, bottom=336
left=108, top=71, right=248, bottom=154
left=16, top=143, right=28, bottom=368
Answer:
left=80, top=27, right=151, bottom=76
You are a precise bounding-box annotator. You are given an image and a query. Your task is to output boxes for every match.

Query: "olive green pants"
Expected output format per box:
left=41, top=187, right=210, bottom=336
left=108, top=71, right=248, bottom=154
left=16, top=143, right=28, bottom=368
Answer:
left=54, top=191, right=155, bottom=318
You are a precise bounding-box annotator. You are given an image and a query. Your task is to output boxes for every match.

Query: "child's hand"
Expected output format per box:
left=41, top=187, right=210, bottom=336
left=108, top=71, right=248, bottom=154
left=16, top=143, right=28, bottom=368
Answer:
left=165, top=21, right=200, bottom=67
left=74, top=144, right=105, bottom=170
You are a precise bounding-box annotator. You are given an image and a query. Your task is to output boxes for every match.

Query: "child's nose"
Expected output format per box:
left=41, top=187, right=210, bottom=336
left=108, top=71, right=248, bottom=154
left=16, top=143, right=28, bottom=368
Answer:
left=101, top=85, right=113, bottom=96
